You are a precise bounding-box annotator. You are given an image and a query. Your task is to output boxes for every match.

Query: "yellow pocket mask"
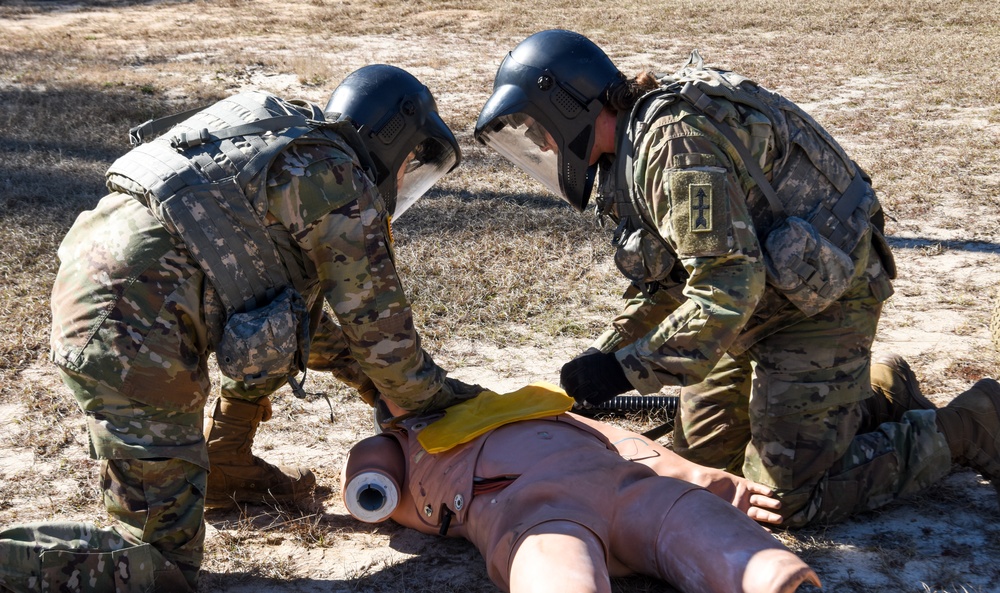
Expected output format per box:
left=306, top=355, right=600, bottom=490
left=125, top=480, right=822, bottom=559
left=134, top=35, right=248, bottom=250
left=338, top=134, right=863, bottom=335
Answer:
left=416, top=382, right=574, bottom=454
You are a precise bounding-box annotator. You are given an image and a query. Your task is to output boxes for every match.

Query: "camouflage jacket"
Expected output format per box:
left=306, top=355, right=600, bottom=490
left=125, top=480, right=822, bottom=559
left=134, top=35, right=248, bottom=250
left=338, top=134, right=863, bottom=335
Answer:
left=51, top=113, right=448, bottom=411
left=594, top=66, right=894, bottom=395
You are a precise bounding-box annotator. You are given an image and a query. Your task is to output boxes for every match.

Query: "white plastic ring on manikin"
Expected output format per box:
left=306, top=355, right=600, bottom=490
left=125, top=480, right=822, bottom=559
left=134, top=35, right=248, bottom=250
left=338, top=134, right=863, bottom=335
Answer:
left=343, top=471, right=400, bottom=523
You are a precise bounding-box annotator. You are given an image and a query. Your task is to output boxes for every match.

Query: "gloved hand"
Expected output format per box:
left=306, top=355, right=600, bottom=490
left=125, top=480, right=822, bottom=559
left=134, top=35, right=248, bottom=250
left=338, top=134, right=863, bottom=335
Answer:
left=444, top=377, right=487, bottom=401
left=560, top=348, right=634, bottom=407
left=413, top=377, right=487, bottom=415
left=357, top=378, right=379, bottom=407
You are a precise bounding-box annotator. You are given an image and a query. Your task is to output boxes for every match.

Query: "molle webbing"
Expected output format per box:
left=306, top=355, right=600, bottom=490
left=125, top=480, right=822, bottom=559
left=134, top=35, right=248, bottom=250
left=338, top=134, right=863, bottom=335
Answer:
left=620, top=69, right=871, bottom=255
left=675, top=81, right=869, bottom=252
left=107, top=91, right=365, bottom=316
left=678, top=81, right=784, bottom=218
left=161, top=177, right=288, bottom=313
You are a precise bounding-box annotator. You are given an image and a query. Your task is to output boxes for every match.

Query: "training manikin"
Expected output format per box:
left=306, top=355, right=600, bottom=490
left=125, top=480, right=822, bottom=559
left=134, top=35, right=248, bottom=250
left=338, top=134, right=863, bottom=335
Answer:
left=342, top=385, right=821, bottom=593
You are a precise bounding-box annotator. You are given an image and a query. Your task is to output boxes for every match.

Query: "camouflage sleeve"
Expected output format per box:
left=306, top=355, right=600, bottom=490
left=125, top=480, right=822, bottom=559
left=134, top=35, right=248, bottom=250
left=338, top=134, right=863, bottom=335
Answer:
left=267, top=143, right=446, bottom=410
left=614, top=113, right=767, bottom=394
left=591, top=284, right=684, bottom=354
left=306, top=311, right=378, bottom=405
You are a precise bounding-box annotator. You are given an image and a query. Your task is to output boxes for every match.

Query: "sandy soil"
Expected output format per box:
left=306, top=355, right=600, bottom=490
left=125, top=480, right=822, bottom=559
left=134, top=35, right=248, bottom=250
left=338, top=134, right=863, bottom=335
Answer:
left=2, top=3, right=1000, bottom=593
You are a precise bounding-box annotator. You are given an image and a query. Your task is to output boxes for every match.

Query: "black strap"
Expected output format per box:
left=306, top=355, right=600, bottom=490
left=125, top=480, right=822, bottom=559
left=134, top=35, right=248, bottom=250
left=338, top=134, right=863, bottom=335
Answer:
left=805, top=171, right=869, bottom=251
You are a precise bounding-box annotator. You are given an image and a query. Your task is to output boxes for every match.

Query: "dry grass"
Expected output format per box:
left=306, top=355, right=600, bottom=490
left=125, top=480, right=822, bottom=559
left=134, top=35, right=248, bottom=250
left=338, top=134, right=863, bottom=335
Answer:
left=3, top=1, right=1000, bottom=592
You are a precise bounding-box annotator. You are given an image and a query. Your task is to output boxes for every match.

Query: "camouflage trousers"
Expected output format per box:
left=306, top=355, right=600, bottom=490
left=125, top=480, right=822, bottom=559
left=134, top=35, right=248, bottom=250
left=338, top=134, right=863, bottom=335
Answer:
left=16, top=192, right=304, bottom=592
left=0, top=365, right=215, bottom=592
left=0, top=521, right=195, bottom=593
left=0, top=368, right=296, bottom=593
left=8, top=191, right=376, bottom=592
left=672, top=278, right=953, bottom=528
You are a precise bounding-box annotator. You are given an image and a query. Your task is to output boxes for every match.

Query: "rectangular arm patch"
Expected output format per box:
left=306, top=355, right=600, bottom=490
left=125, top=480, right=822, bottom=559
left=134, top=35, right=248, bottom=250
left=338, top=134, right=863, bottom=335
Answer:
left=668, top=167, right=731, bottom=257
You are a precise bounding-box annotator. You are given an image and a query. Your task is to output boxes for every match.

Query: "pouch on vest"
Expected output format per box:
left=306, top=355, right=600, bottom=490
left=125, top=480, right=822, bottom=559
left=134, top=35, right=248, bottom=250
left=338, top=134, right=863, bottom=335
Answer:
left=216, top=285, right=309, bottom=385
left=155, top=175, right=310, bottom=386
left=762, top=162, right=876, bottom=316
left=763, top=216, right=855, bottom=317
left=612, top=215, right=677, bottom=295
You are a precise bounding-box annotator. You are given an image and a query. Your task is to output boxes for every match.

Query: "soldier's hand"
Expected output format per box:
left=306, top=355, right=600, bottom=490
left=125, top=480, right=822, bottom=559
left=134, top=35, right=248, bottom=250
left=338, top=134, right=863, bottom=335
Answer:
left=560, top=348, right=634, bottom=406
left=409, top=377, right=486, bottom=416
left=444, top=377, right=486, bottom=402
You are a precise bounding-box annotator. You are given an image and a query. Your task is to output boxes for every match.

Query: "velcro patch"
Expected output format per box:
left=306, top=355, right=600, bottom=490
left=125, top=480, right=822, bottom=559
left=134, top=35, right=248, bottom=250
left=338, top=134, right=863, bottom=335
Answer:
left=668, top=167, right=731, bottom=257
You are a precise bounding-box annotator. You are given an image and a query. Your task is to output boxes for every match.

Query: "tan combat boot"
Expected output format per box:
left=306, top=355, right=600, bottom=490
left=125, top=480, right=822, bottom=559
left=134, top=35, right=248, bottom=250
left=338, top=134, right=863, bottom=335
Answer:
left=204, top=396, right=316, bottom=509
left=935, top=379, right=1000, bottom=493
left=866, top=353, right=938, bottom=426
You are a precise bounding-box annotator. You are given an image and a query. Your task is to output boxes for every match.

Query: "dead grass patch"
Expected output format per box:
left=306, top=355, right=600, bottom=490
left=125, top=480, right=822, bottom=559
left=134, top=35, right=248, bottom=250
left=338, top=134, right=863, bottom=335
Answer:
left=2, top=1, right=1000, bottom=591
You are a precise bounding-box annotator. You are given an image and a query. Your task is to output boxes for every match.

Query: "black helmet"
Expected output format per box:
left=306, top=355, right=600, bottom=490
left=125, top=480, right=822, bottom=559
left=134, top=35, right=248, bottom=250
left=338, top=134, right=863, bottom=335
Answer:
left=474, top=30, right=624, bottom=211
left=326, top=65, right=460, bottom=218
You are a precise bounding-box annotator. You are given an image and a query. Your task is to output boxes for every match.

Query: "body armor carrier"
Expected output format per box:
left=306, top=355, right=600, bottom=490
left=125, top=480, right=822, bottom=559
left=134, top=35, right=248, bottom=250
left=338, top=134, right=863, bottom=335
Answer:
left=106, top=91, right=375, bottom=385
left=602, top=52, right=893, bottom=316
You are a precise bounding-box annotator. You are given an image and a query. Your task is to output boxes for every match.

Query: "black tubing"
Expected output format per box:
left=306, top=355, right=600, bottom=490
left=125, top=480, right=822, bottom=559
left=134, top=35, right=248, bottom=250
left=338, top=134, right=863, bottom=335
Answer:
left=588, top=395, right=678, bottom=417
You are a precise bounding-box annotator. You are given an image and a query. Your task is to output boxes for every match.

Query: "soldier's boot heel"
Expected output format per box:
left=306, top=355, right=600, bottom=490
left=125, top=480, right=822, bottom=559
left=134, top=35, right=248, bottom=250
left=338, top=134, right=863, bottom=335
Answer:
left=204, top=396, right=315, bottom=509
left=936, top=378, right=1000, bottom=499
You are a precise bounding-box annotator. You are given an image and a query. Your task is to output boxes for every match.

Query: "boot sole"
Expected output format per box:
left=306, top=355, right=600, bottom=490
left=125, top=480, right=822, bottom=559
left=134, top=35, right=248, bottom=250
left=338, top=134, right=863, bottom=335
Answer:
left=204, top=473, right=317, bottom=510
left=204, top=488, right=314, bottom=510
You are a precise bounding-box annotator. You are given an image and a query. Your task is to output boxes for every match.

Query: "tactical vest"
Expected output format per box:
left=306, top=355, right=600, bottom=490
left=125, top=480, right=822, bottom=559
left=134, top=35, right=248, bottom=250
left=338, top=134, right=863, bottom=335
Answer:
left=106, top=91, right=375, bottom=384
left=605, top=52, right=893, bottom=316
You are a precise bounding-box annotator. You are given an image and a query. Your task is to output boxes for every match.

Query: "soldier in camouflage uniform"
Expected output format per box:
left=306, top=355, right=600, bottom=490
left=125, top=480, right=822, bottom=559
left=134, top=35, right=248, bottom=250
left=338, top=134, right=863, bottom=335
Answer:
left=475, top=30, right=1000, bottom=529
left=0, top=65, right=479, bottom=592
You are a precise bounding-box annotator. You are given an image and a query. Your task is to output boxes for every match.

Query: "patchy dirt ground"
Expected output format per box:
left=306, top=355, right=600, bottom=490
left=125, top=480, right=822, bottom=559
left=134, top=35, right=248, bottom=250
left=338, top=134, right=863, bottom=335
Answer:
left=2, top=1, right=1000, bottom=592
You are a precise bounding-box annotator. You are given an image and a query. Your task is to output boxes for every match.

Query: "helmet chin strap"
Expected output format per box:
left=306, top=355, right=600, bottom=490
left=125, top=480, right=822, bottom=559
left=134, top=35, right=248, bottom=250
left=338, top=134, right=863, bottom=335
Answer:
left=592, top=158, right=617, bottom=222
left=592, top=109, right=634, bottom=221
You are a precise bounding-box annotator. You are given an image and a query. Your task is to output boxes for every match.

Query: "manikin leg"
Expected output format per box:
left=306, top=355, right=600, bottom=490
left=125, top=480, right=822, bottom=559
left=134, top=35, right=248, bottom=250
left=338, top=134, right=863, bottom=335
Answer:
left=508, top=521, right=611, bottom=593
left=609, top=477, right=819, bottom=593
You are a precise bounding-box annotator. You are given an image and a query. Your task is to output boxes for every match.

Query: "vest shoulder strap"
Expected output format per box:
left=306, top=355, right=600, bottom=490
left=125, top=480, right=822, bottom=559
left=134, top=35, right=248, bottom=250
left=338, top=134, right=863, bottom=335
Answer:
left=621, top=68, right=871, bottom=253
left=675, top=81, right=785, bottom=218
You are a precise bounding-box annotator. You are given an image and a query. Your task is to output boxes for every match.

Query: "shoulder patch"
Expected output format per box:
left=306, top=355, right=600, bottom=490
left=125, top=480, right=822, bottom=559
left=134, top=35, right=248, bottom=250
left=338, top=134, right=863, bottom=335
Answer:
left=668, top=167, right=731, bottom=257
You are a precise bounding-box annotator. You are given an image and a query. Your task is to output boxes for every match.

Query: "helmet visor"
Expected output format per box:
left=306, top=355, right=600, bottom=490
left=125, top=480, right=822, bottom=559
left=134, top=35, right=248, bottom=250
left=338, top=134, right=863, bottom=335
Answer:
left=394, top=137, right=459, bottom=218
left=477, top=112, right=563, bottom=200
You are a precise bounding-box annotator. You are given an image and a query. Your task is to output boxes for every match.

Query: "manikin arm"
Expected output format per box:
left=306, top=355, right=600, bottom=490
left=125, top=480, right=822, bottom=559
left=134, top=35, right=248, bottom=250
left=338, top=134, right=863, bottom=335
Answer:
left=367, top=401, right=781, bottom=524
left=568, top=413, right=783, bottom=525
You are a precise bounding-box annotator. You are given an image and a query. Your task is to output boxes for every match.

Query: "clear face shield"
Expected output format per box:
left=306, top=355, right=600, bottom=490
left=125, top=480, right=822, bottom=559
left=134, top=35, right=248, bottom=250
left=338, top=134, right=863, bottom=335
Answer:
left=393, top=137, right=459, bottom=218
left=477, top=112, right=564, bottom=201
